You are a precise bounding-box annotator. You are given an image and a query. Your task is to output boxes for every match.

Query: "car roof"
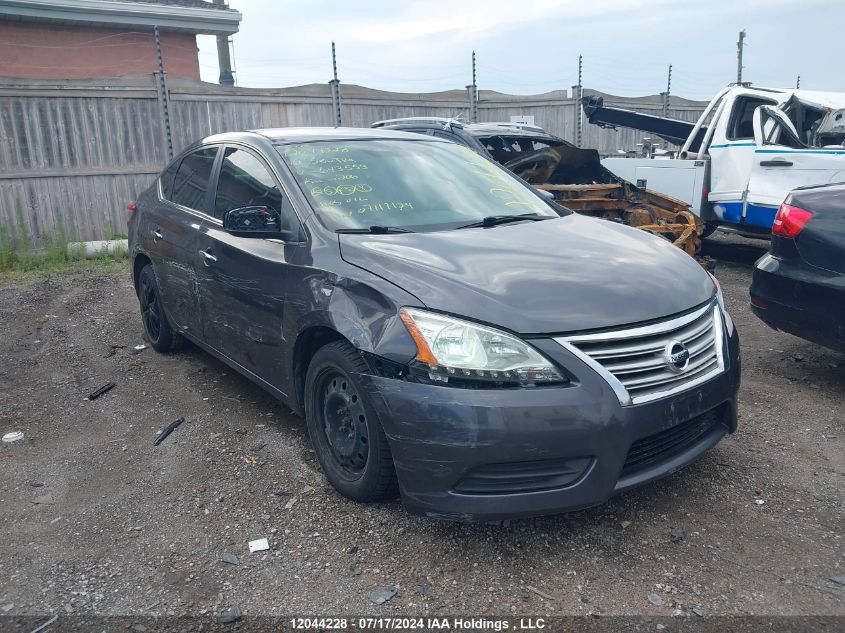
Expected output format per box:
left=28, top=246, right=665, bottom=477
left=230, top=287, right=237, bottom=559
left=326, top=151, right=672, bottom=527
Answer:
left=200, top=127, right=443, bottom=145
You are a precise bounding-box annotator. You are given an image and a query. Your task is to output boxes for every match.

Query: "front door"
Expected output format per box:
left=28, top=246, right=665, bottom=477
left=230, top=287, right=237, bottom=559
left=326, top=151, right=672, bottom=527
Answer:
left=196, top=145, right=304, bottom=394
left=707, top=91, right=778, bottom=225
left=745, top=106, right=845, bottom=228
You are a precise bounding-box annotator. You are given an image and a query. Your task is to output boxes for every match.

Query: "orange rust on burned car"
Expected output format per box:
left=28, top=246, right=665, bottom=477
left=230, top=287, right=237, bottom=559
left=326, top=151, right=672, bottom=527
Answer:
left=505, top=144, right=708, bottom=267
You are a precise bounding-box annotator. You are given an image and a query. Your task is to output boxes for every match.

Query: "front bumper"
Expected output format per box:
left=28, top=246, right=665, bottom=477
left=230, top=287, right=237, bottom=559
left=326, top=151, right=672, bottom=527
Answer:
left=750, top=253, right=845, bottom=353
left=358, top=325, right=740, bottom=521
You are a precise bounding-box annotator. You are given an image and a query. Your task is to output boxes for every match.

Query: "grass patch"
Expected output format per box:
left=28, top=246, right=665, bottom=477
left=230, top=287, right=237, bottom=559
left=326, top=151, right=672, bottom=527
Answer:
left=0, top=257, right=128, bottom=287
left=0, top=202, right=128, bottom=273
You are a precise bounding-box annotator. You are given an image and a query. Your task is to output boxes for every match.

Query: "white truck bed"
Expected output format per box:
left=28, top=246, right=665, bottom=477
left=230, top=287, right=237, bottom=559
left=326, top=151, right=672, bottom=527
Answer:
left=601, top=157, right=709, bottom=215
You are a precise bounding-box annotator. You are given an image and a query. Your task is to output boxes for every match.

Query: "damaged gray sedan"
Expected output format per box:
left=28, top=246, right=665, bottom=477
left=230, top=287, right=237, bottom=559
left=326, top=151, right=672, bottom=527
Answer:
left=128, top=127, right=740, bottom=521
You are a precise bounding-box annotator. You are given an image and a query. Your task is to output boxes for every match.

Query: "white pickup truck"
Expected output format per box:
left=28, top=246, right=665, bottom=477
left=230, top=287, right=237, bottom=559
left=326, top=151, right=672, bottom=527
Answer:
left=584, top=85, right=845, bottom=236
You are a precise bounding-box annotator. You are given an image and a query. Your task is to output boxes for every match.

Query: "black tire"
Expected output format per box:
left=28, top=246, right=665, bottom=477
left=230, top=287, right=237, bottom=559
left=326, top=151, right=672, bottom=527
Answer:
left=701, top=222, right=719, bottom=239
left=304, top=340, right=399, bottom=502
left=137, top=264, right=182, bottom=353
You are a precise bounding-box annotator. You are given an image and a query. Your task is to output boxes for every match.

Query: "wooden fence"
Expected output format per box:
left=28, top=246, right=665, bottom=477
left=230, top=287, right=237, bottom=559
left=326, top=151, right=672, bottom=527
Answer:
left=0, top=75, right=708, bottom=243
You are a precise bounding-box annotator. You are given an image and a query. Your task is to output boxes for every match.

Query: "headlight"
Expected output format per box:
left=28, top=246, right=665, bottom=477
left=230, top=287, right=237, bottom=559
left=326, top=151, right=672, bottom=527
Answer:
left=709, top=273, right=733, bottom=334
left=399, top=307, right=565, bottom=387
left=709, top=273, right=725, bottom=312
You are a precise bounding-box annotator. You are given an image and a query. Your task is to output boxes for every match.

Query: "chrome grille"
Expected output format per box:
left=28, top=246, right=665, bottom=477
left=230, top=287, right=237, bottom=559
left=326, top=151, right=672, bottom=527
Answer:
left=555, top=302, right=725, bottom=405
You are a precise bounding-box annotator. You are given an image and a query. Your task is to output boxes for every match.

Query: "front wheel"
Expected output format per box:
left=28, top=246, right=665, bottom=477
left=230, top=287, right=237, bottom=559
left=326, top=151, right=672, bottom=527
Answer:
left=304, top=340, right=398, bottom=502
left=137, top=264, right=182, bottom=353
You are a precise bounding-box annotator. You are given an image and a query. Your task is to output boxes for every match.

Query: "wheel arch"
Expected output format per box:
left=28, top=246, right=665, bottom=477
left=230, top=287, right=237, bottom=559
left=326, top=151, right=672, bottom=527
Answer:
left=132, top=252, right=153, bottom=295
left=292, top=325, right=349, bottom=415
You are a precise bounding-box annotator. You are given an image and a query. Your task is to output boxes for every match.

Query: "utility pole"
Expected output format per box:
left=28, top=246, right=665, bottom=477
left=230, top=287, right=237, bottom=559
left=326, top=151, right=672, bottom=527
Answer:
left=576, top=54, right=583, bottom=148
left=736, top=29, right=746, bottom=84
left=213, top=0, right=234, bottom=86
left=469, top=51, right=478, bottom=123
left=153, top=25, right=173, bottom=161
left=329, top=41, right=342, bottom=127
left=662, top=64, right=672, bottom=116
left=796, top=75, right=800, bottom=89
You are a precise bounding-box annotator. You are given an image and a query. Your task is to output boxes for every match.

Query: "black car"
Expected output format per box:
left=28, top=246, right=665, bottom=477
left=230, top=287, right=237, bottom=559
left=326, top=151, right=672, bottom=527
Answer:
left=750, top=182, right=845, bottom=352
left=129, top=127, right=740, bottom=521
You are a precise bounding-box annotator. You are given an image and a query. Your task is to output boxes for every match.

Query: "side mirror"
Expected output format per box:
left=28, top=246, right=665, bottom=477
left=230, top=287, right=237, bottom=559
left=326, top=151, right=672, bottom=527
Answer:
left=534, top=187, right=555, bottom=201
left=223, top=205, right=283, bottom=237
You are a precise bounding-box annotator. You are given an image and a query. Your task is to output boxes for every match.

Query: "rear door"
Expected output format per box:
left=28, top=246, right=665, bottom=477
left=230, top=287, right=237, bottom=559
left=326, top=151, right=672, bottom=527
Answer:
left=196, top=144, right=305, bottom=391
left=146, top=145, right=219, bottom=336
left=746, top=107, right=845, bottom=229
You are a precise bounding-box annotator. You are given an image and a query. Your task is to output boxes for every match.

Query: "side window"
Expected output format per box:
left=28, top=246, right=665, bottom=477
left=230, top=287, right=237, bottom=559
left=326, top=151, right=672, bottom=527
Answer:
left=728, top=97, right=777, bottom=140
left=159, top=159, right=180, bottom=200
left=214, top=147, right=298, bottom=235
left=170, top=147, right=219, bottom=212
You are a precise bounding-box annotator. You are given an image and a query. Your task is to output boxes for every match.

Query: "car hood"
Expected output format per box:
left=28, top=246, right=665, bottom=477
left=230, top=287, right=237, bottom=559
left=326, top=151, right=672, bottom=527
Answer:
left=338, top=215, right=715, bottom=334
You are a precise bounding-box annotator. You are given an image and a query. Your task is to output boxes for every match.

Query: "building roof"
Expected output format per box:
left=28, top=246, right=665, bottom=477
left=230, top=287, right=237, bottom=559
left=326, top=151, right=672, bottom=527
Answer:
left=0, top=0, right=241, bottom=35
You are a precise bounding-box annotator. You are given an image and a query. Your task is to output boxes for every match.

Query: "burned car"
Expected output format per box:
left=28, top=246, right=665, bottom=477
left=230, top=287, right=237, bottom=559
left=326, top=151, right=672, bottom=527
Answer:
left=372, top=118, right=705, bottom=261
left=129, top=127, right=740, bottom=521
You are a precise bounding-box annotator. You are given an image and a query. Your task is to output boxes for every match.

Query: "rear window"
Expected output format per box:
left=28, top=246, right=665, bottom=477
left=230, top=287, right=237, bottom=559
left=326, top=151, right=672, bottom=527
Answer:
left=479, top=135, right=565, bottom=164
left=170, top=147, right=219, bottom=212
left=159, top=160, right=179, bottom=199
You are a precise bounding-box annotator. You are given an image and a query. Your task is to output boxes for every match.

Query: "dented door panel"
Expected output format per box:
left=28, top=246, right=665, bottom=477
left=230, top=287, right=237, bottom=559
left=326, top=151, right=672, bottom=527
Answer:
left=196, top=223, right=292, bottom=388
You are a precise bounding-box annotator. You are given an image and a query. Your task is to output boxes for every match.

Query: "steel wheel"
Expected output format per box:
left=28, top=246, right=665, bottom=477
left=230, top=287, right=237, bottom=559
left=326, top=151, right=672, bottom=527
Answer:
left=317, top=368, right=369, bottom=477
left=304, top=340, right=398, bottom=501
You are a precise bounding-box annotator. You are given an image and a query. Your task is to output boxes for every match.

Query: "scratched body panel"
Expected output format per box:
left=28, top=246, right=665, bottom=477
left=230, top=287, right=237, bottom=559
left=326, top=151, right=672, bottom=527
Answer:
left=128, top=128, right=742, bottom=521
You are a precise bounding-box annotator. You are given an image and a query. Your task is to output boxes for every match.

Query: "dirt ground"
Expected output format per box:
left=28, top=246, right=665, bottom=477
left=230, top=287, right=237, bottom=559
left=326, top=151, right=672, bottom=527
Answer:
left=0, top=233, right=842, bottom=620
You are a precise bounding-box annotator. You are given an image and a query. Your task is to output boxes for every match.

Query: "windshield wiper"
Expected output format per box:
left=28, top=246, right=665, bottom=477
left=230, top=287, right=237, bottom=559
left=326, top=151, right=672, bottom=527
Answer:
left=336, top=225, right=415, bottom=234
left=454, top=214, right=549, bottom=230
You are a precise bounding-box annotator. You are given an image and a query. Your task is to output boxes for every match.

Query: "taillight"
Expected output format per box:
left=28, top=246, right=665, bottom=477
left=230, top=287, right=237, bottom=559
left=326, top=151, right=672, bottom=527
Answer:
left=772, top=203, right=813, bottom=238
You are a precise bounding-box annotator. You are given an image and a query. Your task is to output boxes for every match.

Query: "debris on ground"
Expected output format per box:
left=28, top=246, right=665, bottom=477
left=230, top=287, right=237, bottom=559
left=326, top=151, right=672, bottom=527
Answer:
left=527, top=585, right=557, bottom=601
left=671, top=527, right=686, bottom=543
left=28, top=613, right=58, bottom=633
left=132, top=344, right=147, bottom=352
left=370, top=585, right=398, bottom=605
left=755, top=499, right=766, bottom=505
left=152, top=417, right=184, bottom=446
left=221, top=552, right=239, bottom=565
left=2, top=431, right=24, bottom=443
left=215, top=606, right=241, bottom=624
left=248, top=538, right=269, bottom=553
left=648, top=593, right=666, bottom=606
left=87, top=382, right=115, bottom=400
left=829, top=577, right=845, bottom=586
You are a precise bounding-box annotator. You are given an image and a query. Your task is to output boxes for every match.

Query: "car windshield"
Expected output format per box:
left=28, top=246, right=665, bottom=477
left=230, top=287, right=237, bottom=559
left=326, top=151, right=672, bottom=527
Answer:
left=276, top=139, right=558, bottom=231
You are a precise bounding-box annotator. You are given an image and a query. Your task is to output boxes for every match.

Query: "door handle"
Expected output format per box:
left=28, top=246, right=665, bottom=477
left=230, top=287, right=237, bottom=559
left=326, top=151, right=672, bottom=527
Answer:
left=152, top=229, right=164, bottom=240
left=759, top=159, right=793, bottom=167
left=199, top=248, right=217, bottom=264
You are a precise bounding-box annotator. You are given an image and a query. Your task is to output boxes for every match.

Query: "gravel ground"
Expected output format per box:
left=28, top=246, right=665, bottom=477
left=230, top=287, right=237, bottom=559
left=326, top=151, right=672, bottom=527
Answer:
left=0, top=233, right=842, bottom=620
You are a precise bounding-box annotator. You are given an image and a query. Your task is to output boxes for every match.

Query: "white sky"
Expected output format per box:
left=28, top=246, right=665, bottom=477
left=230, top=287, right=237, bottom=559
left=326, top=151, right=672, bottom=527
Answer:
left=197, top=0, right=844, bottom=100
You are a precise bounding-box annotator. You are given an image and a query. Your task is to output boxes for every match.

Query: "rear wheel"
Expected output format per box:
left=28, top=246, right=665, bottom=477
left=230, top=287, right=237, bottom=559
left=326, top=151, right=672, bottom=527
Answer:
left=304, top=340, right=398, bottom=502
left=137, top=264, right=182, bottom=353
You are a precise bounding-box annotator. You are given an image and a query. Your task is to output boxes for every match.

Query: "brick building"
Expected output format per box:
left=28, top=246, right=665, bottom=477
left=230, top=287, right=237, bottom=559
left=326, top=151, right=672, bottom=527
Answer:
left=0, top=0, right=241, bottom=82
